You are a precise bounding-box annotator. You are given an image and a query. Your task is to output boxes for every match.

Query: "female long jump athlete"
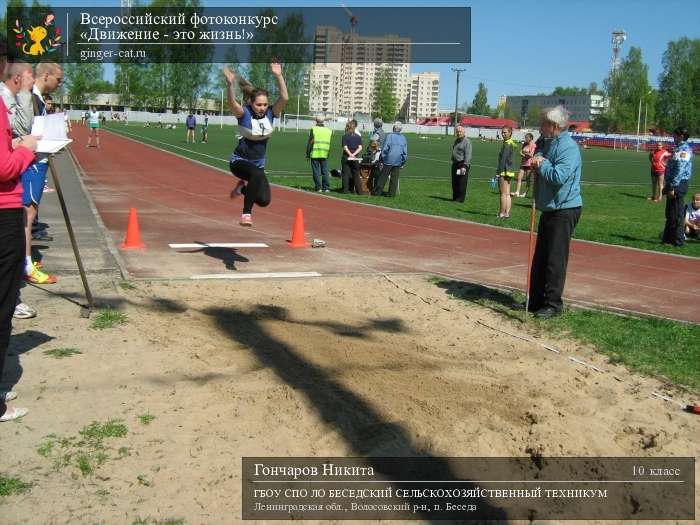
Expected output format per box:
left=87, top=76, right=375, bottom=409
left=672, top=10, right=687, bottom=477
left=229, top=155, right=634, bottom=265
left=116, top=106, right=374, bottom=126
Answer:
left=224, top=61, right=288, bottom=226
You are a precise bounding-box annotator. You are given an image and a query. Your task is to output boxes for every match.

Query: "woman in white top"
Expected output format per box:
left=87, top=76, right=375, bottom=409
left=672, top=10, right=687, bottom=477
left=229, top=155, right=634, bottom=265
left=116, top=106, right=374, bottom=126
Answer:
left=86, top=106, right=100, bottom=148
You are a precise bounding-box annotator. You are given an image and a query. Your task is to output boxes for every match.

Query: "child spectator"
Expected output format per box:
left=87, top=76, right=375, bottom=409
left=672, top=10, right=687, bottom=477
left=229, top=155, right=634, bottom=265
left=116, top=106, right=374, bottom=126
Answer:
left=363, top=139, right=381, bottom=194
left=496, top=125, right=518, bottom=218
left=201, top=114, right=209, bottom=143
left=685, top=192, right=700, bottom=239
left=367, top=139, right=381, bottom=164
left=185, top=112, right=196, bottom=143
left=513, top=132, right=535, bottom=198
left=649, top=141, right=671, bottom=202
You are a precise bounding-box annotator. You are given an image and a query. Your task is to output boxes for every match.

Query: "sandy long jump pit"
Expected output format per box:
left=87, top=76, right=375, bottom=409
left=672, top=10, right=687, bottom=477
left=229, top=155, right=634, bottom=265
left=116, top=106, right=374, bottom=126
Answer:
left=3, top=273, right=699, bottom=524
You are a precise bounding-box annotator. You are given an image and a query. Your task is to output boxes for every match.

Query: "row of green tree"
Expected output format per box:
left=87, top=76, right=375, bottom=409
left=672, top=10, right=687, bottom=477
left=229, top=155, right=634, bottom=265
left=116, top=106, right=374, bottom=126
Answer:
left=596, top=38, right=700, bottom=134
left=458, top=38, right=700, bottom=135
left=460, top=82, right=603, bottom=122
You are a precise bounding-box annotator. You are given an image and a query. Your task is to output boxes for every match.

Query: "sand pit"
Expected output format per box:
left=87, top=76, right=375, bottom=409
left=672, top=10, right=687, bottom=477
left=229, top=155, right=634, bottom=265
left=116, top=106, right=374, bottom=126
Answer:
left=2, top=274, right=698, bottom=524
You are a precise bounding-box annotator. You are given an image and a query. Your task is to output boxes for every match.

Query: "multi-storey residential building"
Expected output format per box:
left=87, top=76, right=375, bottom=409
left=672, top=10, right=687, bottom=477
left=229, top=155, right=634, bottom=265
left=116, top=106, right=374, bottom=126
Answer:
left=309, top=26, right=412, bottom=119
left=405, top=72, right=440, bottom=122
left=505, top=94, right=607, bottom=125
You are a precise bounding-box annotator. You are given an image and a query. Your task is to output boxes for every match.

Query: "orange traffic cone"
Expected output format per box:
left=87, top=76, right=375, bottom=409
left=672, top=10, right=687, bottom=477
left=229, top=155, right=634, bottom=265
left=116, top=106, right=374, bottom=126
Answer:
left=120, top=207, right=145, bottom=249
left=287, top=208, right=310, bottom=248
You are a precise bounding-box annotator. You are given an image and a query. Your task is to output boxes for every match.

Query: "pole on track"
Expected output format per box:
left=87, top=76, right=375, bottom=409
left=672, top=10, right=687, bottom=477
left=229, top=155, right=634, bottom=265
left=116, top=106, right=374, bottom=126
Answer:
left=525, top=176, right=537, bottom=314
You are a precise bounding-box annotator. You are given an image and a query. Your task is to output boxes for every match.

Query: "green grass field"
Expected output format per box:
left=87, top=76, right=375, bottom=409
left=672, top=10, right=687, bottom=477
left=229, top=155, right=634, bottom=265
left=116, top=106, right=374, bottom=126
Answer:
left=102, top=122, right=700, bottom=389
left=437, top=281, right=700, bottom=391
left=105, top=122, right=700, bottom=257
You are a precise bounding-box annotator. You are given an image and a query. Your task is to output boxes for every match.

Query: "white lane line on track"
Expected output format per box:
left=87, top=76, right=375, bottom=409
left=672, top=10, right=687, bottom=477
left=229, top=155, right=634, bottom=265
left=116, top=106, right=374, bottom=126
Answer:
left=190, top=272, right=322, bottom=280
left=169, top=243, right=268, bottom=249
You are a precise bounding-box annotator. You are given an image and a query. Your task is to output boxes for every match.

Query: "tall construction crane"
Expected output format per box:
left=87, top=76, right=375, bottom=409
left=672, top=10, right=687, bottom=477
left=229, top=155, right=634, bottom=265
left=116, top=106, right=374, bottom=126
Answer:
left=341, top=3, right=358, bottom=35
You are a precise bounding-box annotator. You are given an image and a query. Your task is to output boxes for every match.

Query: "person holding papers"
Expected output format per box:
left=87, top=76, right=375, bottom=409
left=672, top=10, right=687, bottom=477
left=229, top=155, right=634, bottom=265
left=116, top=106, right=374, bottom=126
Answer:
left=341, top=120, right=362, bottom=194
left=0, top=42, right=40, bottom=422
left=0, top=60, right=39, bottom=317
left=22, top=62, right=63, bottom=284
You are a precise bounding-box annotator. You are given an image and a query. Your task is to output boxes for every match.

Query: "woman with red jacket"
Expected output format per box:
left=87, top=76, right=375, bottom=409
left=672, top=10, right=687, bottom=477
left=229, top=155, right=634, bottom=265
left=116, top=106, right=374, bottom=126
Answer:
left=0, top=43, right=39, bottom=422
left=649, top=142, right=672, bottom=202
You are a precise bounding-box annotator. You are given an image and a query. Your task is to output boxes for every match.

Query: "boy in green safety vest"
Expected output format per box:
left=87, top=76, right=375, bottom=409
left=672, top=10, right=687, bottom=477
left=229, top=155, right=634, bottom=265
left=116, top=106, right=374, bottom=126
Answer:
left=306, top=115, right=332, bottom=192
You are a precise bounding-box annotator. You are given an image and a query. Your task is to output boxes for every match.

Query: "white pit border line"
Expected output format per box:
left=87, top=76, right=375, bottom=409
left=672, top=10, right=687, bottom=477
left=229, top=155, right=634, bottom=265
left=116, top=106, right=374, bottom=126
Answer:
left=191, top=272, right=322, bottom=280
left=169, top=243, right=268, bottom=249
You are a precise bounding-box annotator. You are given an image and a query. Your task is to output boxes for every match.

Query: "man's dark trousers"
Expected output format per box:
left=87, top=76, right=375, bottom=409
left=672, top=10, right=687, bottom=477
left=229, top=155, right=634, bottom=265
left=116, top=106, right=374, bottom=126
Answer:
left=662, top=180, right=688, bottom=246
left=528, top=207, right=581, bottom=313
left=451, top=163, right=470, bottom=202
left=373, top=164, right=401, bottom=197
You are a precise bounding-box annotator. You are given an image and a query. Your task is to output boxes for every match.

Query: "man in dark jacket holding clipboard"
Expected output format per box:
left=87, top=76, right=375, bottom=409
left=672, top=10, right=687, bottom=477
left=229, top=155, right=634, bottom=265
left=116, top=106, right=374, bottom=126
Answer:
left=451, top=126, right=472, bottom=202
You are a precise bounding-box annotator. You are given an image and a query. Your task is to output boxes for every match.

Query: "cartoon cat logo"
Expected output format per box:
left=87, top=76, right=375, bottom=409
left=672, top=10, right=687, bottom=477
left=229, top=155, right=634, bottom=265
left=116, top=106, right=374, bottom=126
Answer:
left=23, top=25, right=48, bottom=55
left=13, top=13, right=61, bottom=57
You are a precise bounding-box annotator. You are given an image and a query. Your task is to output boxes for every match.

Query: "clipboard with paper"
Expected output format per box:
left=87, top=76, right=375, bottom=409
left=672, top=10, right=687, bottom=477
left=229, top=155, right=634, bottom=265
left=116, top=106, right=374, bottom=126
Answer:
left=31, top=112, right=73, bottom=153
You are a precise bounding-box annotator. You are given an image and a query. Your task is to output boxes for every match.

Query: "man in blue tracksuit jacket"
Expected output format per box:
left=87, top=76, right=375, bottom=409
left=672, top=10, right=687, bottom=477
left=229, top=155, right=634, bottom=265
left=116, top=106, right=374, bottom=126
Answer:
left=528, top=106, right=582, bottom=319
left=373, top=121, right=407, bottom=197
left=662, top=126, right=694, bottom=247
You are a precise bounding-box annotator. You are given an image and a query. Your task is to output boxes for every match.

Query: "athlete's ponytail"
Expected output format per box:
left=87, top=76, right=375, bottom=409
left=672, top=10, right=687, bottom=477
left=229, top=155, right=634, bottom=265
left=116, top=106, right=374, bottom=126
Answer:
left=239, top=77, right=269, bottom=104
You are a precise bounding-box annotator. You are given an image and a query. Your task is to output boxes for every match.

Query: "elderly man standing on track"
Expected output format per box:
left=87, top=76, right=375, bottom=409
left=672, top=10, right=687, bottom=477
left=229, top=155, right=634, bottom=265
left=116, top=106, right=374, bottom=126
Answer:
left=527, top=106, right=582, bottom=319
left=451, top=125, right=472, bottom=202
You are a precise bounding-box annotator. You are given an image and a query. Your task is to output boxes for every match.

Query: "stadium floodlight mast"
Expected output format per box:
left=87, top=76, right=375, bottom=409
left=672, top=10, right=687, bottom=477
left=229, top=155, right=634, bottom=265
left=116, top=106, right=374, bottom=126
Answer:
left=451, top=67, right=466, bottom=131
left=610, top=29, right=626, bottom=76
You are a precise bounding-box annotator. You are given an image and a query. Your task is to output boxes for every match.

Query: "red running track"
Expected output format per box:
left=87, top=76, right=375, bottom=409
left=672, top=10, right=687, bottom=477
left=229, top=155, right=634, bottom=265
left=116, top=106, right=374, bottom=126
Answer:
left=69, top=126, right=700, bottom=324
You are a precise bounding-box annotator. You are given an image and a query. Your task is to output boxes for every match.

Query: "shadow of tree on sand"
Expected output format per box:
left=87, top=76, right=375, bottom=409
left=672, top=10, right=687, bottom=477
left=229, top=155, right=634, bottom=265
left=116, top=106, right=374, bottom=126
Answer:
left=203, top=303, right=508, bottom=524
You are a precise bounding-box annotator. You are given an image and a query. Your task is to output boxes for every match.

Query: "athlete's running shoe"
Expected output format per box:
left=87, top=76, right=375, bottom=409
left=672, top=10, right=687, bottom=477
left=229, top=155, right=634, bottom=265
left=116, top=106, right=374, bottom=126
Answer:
left=25, top=263, right=57, bottom=284
left=239, top=213, right=253, bottom=227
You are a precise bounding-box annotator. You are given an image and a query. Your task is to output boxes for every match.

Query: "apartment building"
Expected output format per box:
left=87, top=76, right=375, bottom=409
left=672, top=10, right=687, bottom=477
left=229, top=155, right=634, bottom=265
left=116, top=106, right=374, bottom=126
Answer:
left=309, top=26, right=412, bottom=118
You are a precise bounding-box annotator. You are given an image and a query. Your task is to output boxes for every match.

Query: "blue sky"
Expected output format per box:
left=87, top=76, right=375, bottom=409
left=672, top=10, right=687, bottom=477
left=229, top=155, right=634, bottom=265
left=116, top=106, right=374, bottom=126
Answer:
left=4, top=0, right=700, bottom=108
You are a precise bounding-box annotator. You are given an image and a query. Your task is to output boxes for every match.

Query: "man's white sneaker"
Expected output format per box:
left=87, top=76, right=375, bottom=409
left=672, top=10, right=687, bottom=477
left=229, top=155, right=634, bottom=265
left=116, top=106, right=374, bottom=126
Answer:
left=0, top=406, right=28, bottom=422
left=14, top=302, right=37, bottom=319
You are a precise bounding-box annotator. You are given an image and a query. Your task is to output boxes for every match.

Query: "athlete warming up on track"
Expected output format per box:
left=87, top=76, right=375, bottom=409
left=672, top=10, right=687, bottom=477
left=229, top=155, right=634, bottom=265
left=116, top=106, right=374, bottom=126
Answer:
left=224, top=61, right=288, bottom=227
